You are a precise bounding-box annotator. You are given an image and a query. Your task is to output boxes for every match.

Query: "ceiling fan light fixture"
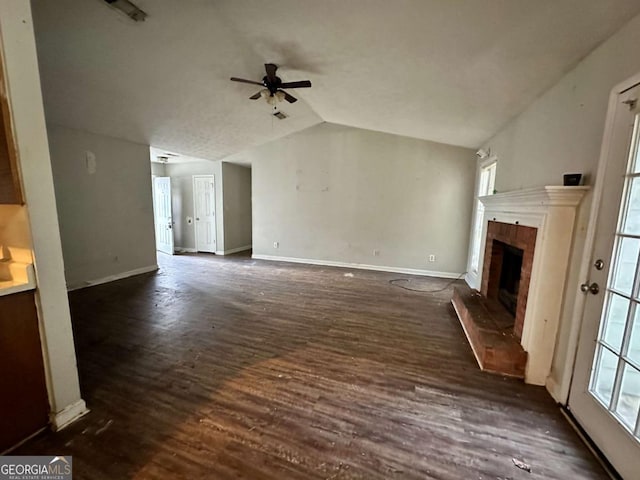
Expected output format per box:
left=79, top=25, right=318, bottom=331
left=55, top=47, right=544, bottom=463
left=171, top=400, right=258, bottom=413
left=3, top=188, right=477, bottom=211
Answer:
left=261, top=90, right=286, bottom=105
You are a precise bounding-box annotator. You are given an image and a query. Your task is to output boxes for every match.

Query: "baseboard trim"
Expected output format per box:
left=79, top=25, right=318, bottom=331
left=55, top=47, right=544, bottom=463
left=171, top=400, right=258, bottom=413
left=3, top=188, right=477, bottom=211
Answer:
left=175, top=247, right=197, bottom=253
left=1, top=427, right=48, bottom=455
left=560, top=406, right=621, bottom=480
left=216, top=245, right=252, bottom=256
left=464, top=271, right=480, bottom=290
left=67, top=265, right=159, bottom=291
left=50, top=399, right=89, bottom=431
left=545, top=376, right=563, bottom=403
left=252, top=254, right=463, bottom=279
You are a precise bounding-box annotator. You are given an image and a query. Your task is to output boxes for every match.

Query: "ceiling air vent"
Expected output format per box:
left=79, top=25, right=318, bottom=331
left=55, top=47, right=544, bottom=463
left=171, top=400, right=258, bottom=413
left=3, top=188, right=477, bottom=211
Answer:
left=103, top=0, right=147, bottom=22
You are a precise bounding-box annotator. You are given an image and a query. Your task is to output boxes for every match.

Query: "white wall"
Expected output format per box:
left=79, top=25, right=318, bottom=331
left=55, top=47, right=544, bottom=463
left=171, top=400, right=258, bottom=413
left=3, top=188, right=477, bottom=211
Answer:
left=221, top=162, right=252, bottom=252
left=0, top=1, right=85, bottom=427
left=249, top=122, right=475, bottom=275
left=47, top=125, right=157, bottom=289
left=164, top=161, right=223, bottom=252
left=477, top=12, right=640, bottom=401
left=487, top=14, right=640, bottom=192
left=150, top=161, right=166, bottom=177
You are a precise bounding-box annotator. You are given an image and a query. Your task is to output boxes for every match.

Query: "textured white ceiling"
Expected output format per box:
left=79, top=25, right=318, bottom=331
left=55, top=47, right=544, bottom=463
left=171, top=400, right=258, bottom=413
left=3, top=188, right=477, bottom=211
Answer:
left=31, top=0, right=640, bottom=160
left=149, top=146, right=212, bottom=165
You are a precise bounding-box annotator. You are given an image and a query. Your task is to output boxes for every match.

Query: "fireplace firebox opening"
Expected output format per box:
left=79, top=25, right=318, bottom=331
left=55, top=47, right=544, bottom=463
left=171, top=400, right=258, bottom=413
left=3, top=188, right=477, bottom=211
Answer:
left=497, top=242, right=524, bottom=317
left=481, top=221, right=537, bottom=340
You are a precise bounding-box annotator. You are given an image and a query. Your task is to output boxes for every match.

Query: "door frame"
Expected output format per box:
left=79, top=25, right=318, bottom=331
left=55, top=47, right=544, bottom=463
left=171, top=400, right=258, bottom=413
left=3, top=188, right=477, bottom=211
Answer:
left=465, top=155, right=498, bottom=290
left=559, top=72, right=640, bottom=405
left=193, top=174, right=217, bottom=253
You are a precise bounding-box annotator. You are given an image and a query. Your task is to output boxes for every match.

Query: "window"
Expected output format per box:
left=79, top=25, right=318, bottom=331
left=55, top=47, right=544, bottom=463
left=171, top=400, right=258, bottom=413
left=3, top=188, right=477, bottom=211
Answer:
left=470, top=161, right=496, bottom=274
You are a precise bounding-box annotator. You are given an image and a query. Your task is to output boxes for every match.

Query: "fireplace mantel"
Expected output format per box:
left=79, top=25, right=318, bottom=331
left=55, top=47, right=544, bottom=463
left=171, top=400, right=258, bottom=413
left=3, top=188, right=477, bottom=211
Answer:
left=480, top=186, right=590, bottom=211
left=476, top=185, right=589, bottom=385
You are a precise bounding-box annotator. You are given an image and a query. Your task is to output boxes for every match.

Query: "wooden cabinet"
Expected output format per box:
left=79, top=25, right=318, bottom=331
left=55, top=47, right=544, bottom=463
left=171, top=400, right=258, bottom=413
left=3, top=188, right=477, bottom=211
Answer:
left=0, top=52, right=22, bottom=204
left=0, top=291, right=49, bottom=452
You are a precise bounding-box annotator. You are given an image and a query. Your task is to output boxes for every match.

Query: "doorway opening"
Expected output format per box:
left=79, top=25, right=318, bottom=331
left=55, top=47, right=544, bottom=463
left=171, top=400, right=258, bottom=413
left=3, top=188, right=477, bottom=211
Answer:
left=153, top=176, right=174, bottom=255
left=150, top=148, right=252, bottom=258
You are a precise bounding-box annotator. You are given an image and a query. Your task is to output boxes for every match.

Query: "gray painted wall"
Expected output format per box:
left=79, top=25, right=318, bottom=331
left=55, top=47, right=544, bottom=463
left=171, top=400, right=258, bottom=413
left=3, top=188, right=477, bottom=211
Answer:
left=476, top=12, right=640, bottom=399
left=487, top=14, right=640, bottom=193
left=250, top=122, right=475, bottom=274
left=222, top=162, right=252, bottom=251
left=47, top=124, right=157, bottom=289
left=164, top=161, right=223, bottom=252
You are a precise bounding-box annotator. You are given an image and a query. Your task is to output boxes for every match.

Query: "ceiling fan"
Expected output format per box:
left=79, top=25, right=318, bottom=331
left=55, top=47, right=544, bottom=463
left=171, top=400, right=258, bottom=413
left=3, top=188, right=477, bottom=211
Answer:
left=230, top=63, right=311, bottom=104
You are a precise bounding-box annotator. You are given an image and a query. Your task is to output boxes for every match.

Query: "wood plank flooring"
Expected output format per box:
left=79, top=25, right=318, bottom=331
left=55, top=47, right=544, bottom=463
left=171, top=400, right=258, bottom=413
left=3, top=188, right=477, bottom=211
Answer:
left=15, top=253, right=607, bottom=479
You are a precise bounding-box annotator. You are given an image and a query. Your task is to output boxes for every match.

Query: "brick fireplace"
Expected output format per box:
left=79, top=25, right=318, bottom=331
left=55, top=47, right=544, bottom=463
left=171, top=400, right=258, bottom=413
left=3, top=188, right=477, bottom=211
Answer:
left=481, top=221, right=537, bottom=339
left=453, top=186, right=589, bottom=385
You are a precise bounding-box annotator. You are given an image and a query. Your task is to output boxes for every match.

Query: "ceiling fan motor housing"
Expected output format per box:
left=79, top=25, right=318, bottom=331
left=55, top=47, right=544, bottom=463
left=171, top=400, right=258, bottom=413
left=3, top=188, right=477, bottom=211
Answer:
left=263, top=75, right=282, bottom=95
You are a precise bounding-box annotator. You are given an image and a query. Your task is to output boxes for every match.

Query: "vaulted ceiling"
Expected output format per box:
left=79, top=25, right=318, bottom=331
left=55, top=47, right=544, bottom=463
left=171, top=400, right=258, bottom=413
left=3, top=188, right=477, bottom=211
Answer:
left=31, top=0, right=640, bottom=161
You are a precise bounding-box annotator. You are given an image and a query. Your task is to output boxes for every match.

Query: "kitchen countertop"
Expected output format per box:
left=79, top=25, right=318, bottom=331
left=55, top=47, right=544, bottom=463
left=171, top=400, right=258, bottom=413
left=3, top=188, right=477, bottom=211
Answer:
left=0, top=261, right=36, bottom=297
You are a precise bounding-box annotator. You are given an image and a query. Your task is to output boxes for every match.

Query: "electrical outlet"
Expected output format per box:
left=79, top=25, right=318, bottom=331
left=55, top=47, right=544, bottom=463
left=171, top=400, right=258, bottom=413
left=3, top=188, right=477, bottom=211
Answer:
left=373, top=249, right=380, bottom=256
left=273, top=241, right=279, bottom=249
left=429, top=254, right=436, bottom=262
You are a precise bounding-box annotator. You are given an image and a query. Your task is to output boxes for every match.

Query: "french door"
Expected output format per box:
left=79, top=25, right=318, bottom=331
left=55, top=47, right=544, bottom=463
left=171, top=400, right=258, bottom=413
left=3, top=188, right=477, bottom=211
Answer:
left=570, top=83, right=640, bottom=478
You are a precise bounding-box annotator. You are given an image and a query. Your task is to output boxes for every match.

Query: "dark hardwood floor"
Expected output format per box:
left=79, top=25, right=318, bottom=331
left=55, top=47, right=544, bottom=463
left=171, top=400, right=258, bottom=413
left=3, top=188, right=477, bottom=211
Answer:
left=15, top=252, right=606, bottom=479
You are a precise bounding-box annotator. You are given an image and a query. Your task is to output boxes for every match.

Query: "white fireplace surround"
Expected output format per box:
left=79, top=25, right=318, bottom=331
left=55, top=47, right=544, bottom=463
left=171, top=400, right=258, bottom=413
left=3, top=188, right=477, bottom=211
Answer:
left=474, top=186, right=589, bottom=385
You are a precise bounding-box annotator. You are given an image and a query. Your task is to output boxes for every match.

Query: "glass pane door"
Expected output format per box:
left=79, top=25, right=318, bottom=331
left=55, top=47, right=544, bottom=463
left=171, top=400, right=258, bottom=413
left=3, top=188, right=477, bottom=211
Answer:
left=590, top=113, right=640, bottom=438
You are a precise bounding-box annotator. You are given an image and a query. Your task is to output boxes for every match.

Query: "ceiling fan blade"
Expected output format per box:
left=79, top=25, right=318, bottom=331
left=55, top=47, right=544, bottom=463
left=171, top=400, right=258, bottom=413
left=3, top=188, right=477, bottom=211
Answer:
left=264, top=63, right=278, bottom=82
left=230, top=77, right=264, bottom=86
left=279, top=80, right=312, bottom=89
left=249, top=91, right=262, bottom=100
left=280, top=90, right=298, bottom=103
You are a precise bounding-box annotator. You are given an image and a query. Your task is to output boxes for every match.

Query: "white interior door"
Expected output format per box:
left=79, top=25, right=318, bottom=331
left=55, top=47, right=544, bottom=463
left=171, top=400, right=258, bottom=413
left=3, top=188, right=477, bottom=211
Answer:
left=569, top=83, right=640, bottom=478
left=193, top=175, right=216, bottom=253
left=154, top=176, right=174, bottom=255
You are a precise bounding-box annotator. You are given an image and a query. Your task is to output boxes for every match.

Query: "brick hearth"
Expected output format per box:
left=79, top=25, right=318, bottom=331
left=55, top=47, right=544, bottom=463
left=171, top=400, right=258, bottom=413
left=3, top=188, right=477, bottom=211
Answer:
left=452, top=221, right=537, bottom=378
left=452, top=284, right=527, bottom=378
